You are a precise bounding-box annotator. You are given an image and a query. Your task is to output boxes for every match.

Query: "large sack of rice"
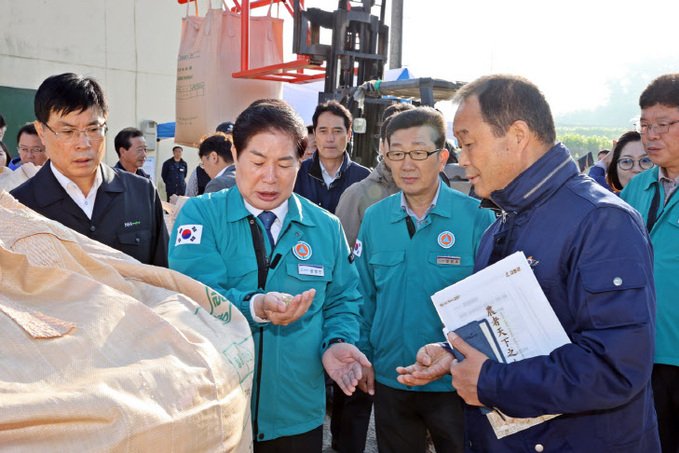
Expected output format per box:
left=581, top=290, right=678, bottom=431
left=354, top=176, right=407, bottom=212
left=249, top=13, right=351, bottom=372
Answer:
left=0, top=190, right=254, bottom=452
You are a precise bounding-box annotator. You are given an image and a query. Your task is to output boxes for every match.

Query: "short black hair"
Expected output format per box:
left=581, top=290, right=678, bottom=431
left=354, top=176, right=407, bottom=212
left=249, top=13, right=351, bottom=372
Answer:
left=0, top=114, right=6, bottom=129
left=639, top=73, right=679, bottom=109
left=233, top=99, right=306, bottom=160
left=34, top=73, right=109, bottom=124
left=312, top=100, right=352, bottom=131
left=386, top=106, right=447, bottom=149
left=173, top=146, right=183, bottom=152
left=199, top=132, right=233, bottom=164
left=216, top=121, right=234, bottom=134
left=454, top=74, right=556, bottom=146
left=114, top=127, right=144, bottom=157
left=17, top=123, right=39, bottom=144
left=607, top=130, right=642, bottom=191
left=381, top=102, right=415, bottom=123
left=380, top=103, right=415, bottom=141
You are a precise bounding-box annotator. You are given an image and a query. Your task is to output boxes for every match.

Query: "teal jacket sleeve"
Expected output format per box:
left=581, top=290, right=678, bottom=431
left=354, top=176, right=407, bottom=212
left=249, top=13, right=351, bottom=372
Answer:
left=168, top=196, right=261, bottom=328
left=319, top=219, right=363, bottom=354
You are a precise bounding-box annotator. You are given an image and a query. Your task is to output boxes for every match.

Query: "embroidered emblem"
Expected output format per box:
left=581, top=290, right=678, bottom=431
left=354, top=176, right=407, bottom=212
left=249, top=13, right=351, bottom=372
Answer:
left=526, top=256, right=540, bottom=268
left=438, top=231, right=455, bottom=249
left=293, top=241, right=312, bottom=260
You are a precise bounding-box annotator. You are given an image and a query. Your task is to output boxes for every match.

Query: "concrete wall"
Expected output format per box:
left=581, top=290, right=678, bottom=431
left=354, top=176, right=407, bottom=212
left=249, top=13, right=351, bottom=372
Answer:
left=0, top=0, right=200, bottom=190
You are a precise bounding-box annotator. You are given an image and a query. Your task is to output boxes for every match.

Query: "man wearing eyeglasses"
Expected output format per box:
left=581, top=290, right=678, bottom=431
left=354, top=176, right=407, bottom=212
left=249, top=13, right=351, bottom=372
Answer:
left=10, top=73, right=169, bottom=267
left=621, top=73, right=679, bottom=453
left=201, top=132, right=236, bottom=194
left=353, top=107, right=494, bottom=453
left=397, top=75, right=659, bottom=452
left=8, top=123, right=47, bottom=170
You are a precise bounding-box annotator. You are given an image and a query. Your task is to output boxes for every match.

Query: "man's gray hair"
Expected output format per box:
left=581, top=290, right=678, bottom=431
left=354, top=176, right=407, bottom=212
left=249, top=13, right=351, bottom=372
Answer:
left=454, top=74, right=556, bottom=146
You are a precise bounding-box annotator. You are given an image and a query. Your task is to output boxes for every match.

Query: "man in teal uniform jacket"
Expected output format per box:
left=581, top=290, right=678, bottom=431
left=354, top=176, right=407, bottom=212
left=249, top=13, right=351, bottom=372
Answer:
left=168, top=99, right=370, bottom=452
left=355, top=107, right=494, bottom=453
left=621, top=73, right=679, bottom=453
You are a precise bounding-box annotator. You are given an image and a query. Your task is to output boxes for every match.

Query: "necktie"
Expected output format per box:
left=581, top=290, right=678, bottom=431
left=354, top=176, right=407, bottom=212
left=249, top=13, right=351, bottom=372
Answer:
left=258, top=211, right=277, bottom=249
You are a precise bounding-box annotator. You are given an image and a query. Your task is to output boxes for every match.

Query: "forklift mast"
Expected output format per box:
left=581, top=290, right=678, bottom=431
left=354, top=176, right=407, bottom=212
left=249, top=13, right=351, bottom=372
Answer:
left=293, top=0, right=389, bottom=166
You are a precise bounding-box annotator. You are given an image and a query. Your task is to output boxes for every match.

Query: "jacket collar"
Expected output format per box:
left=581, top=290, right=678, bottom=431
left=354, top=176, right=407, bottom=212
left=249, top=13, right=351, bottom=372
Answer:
left=389, top=181, right=455, bottom=224
left=481, top=143, right=579, bottom=215
left=308, top=150, right=351, bottom=181
left=32, top=162, right=124, bottom=209
left=225, top=188, right=317, bottom=228
left=640, top=166, right=661, bottom=192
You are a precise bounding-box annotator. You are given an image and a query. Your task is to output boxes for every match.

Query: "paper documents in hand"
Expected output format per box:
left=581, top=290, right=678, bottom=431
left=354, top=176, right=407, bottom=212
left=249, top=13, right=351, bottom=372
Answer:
left=431, top=251, right=570, bottom=439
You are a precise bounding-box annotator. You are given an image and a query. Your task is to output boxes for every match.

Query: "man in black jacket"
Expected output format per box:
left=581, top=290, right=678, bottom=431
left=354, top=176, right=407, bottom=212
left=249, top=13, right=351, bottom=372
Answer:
left=10, top=72, right=169, bottom=267
left=161, top=146, right=188, bottom=201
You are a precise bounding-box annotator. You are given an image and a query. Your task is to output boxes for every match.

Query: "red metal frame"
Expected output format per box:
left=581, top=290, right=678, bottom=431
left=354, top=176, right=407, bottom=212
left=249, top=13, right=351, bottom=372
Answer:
left=178, top=0, right=321, bottom=83
left=229, top=0, right=327, bottom=83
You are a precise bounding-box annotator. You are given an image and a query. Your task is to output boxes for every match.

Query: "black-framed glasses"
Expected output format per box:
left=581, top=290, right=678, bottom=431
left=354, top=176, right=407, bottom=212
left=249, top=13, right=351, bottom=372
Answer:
left=635, top=120, right=679, bottom=135
left=618, top=157, right=654, bottom=171
left=386, top=149, right=441, bottom=161
left=42, top=122, right=108, bottom=143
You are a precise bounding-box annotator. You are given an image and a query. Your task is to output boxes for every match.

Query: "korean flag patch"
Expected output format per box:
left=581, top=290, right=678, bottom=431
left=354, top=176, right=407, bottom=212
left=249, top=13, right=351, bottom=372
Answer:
left=353, top=239, right=363, bottom=257
left=175, top=224, right=203, bottom=245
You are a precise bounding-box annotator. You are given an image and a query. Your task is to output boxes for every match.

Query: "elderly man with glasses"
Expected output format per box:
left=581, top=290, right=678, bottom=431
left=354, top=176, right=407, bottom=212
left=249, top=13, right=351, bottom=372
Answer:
left=10, top=73, right=169, bottom=267
left=352, top=107, right=494, bottom=453
left=621, top=73, right=679, bottom=453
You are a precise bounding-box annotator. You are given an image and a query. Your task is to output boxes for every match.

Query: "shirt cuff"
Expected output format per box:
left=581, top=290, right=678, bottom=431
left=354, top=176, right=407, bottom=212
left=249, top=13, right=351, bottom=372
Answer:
left=250, top=293, right=271, bottom=324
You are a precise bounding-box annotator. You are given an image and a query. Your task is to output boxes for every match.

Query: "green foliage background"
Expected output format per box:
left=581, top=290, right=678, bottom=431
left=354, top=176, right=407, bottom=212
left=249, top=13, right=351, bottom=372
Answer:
left=556, top=127, right=628, bottom=159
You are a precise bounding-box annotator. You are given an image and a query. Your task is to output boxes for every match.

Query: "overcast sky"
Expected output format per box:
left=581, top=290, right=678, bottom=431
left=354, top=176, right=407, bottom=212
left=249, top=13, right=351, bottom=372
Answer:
left=399, top=0, right=679, bottom=115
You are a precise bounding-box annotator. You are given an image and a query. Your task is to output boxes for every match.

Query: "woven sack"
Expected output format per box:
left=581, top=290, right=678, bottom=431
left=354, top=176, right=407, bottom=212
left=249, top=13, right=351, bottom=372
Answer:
left=0, top=191, right=254, bottom=452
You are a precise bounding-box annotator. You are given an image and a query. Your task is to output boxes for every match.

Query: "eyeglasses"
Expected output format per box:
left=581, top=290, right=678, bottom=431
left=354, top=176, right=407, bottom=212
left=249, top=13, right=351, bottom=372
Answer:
left=635, top=120, right=679, bottom=135
left=42, top=122, right=108, bottom=143
left=198, top=155, right=209, bottom=168
left=18, top=146, right=45, bottom=155
left=618, top=157, right=654, bottom=171
left=386, top=149, right=441, bottom=161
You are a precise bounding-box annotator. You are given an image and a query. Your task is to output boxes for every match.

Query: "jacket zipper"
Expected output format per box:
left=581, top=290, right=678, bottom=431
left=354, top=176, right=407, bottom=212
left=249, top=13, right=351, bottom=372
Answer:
left=253, top=222, right=293, bottom=441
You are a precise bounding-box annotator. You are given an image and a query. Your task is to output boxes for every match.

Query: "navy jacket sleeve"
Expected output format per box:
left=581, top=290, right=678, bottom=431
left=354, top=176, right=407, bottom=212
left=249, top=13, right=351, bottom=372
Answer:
left=588, top=164, right=612, bottom=192
left=477, top=206, right=655, bottom=417
left=161, top=159, right=170, bottom=184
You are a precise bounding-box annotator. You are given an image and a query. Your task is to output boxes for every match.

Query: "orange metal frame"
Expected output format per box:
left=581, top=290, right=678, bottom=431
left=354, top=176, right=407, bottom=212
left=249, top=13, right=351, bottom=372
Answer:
left=229, top=0, right=327, bottom=83
left=177, top=0, right=326, bottom=83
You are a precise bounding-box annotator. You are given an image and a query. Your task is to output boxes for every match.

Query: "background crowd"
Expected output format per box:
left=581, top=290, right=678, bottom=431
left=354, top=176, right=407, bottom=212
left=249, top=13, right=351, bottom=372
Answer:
left=1, top=71, right=678, bottom=453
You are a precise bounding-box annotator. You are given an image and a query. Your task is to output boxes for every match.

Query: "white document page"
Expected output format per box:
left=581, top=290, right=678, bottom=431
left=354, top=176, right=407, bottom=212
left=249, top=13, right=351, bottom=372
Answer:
left=432, top=251, right=570, bottom=362
left=431, top=251, right=571, bottom=438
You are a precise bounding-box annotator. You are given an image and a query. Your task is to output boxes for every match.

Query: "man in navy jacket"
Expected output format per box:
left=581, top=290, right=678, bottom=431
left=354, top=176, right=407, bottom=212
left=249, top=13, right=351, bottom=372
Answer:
left=293, top=101, right=369, bottom=214
left=398, top=74, right=659, bottom=452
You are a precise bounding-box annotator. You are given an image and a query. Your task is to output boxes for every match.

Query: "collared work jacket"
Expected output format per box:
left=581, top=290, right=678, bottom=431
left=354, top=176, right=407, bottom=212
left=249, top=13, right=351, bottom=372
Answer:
left=466, top=144, right=659, bottom=452
left=355, top=183, right=494, bottom=391
left=168, top=188, right=362, bottom=442
left=11, top=162, right=168, bottom=267
left=621, top=166, right=679, bottom=368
